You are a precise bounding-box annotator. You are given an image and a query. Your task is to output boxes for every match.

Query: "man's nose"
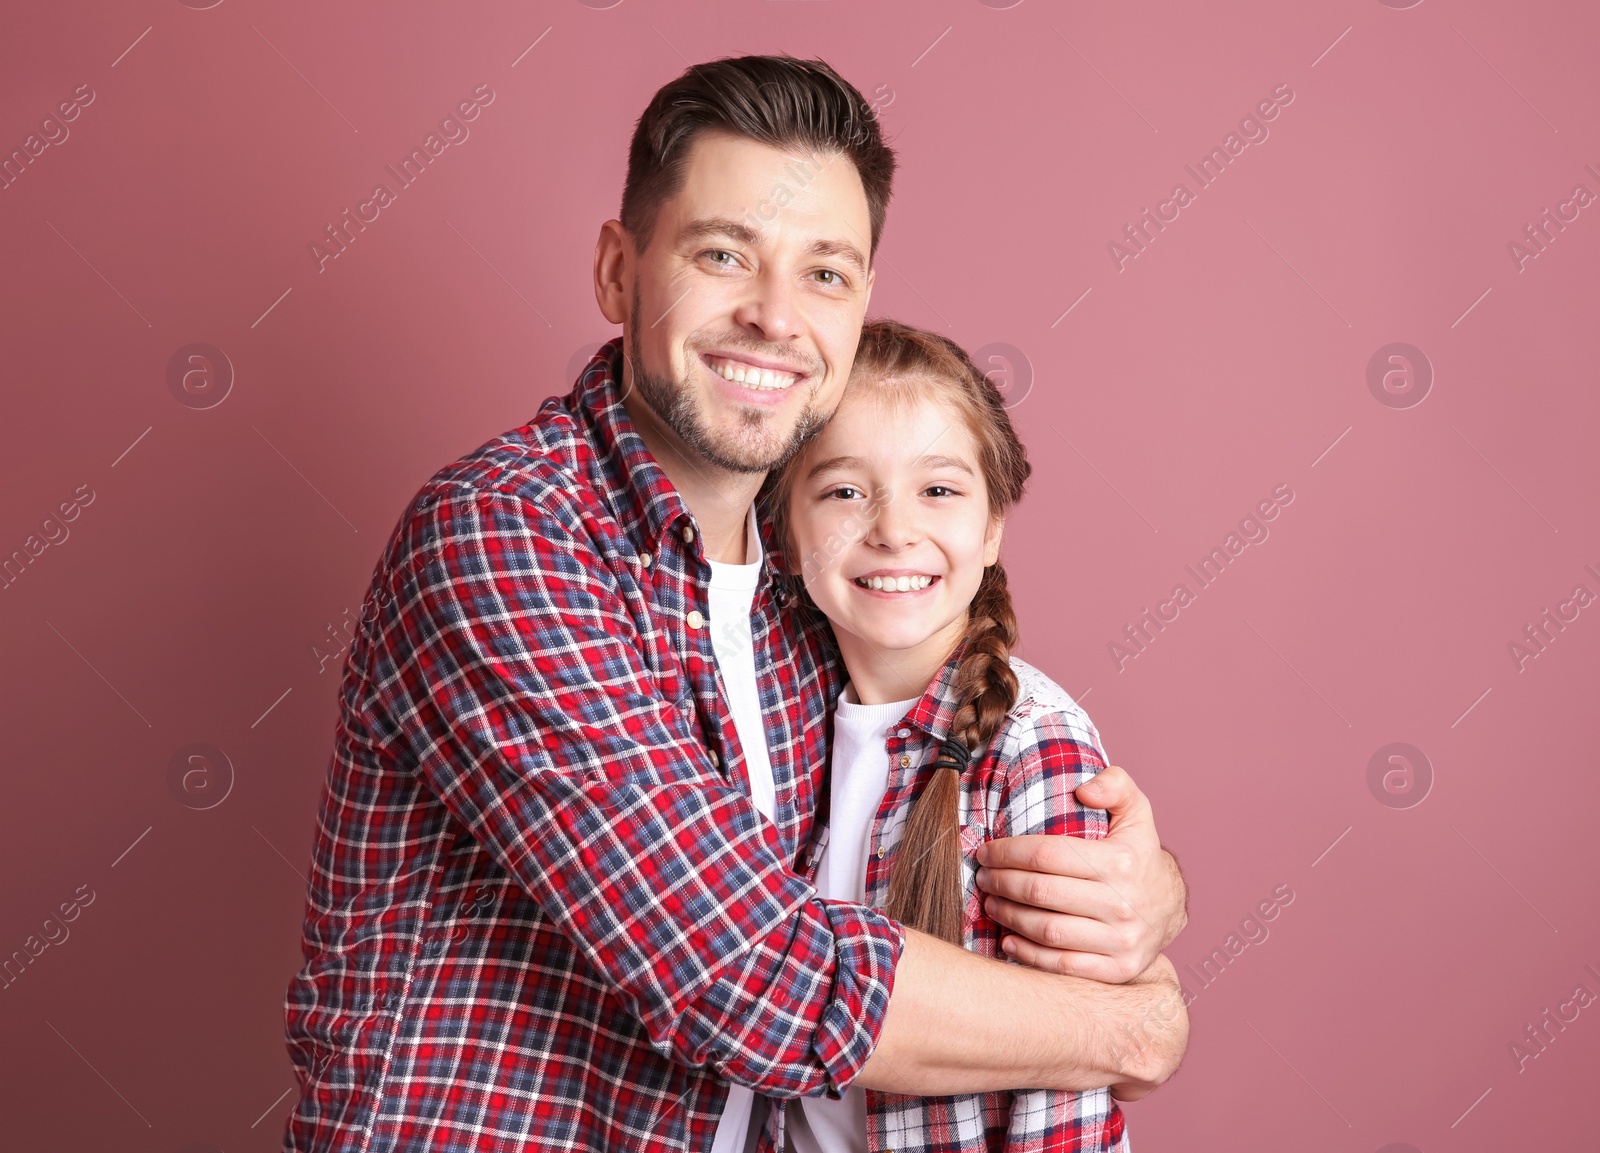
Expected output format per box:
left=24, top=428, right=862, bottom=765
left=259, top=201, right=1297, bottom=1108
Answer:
left=731, top=266, right=802, bottom=343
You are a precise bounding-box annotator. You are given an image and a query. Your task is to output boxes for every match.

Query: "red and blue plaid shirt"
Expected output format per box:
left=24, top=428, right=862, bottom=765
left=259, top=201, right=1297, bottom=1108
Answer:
left=282, top=337, right=904, bottom=1152
left=772, top=651, right=1129, bottom=1152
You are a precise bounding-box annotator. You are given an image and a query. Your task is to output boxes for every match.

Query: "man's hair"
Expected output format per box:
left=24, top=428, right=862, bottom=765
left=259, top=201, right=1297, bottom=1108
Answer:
left=620, top=54, right=896, bottom=261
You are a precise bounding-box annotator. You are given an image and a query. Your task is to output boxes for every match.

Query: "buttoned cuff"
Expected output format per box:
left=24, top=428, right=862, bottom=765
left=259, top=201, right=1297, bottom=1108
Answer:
left=811, top=899, right=906, bottom=1099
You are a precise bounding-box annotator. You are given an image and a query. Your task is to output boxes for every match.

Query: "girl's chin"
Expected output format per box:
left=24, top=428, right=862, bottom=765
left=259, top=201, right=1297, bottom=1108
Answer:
left=836, top=619, right=947, bottom=655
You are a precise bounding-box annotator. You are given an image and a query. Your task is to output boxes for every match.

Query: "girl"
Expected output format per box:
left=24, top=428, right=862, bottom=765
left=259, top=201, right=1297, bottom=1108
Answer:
left=761, top=318, right=1130, bottom=1153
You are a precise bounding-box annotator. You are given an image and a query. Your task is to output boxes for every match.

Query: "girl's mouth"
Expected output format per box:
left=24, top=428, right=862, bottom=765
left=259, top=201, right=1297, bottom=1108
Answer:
left=852, top=574, right=938, bottom=593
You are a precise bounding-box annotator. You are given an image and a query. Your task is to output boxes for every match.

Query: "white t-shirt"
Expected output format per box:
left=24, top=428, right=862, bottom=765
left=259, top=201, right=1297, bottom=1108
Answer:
left=707, top=504, right=780, bottom=1153
left=787, top=681, right=920, bottom=1153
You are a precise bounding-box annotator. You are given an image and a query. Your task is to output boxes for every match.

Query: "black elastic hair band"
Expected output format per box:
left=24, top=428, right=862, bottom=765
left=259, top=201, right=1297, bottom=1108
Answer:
left=930, top=739, right=971, bottom=774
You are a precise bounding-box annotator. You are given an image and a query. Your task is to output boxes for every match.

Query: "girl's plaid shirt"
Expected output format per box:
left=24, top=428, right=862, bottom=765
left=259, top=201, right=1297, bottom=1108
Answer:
left=772, top=649, right=1131, bottom=1153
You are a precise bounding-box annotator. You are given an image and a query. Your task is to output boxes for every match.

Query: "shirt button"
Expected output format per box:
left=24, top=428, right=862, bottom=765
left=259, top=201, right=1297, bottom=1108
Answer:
left=686, top=609, right=704, bottom=629
left=682, top=525, right=696, bottom=544
left=709, top=749, right=721, bottom=768
left=877, top=845, right=886, bottom=860
left=897, top=728, right=910, bottom=739
left=641, top=552, right=653, bottom=567
left=898, top=753, right=911, bottom=768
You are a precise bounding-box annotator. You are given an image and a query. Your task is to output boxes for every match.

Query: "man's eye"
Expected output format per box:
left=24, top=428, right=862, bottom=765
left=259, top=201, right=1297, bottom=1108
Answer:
left=706, top=250, right=737, bottom=266
left=815, top=269, right=845, bottom=287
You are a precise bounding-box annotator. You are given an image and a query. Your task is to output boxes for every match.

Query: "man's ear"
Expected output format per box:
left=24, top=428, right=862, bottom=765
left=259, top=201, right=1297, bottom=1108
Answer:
left=983, top=512, right=1005, bottom=567
left=594, top=220, right=630, bottom=326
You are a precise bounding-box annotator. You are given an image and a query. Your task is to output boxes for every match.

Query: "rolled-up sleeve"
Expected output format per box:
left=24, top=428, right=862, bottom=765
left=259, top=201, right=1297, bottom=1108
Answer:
left=367, top=480, right=904, bottom=1097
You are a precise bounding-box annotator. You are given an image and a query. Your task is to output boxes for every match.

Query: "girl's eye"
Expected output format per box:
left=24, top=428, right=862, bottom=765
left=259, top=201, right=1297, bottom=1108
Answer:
left=925, top=485, right=959, bottom=498
left=826, top=485, right=864, bottom=501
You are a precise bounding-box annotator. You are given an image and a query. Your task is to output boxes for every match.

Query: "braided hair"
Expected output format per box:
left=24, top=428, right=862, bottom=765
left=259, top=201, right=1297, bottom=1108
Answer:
left=763, top=317, right=1032, bottom=946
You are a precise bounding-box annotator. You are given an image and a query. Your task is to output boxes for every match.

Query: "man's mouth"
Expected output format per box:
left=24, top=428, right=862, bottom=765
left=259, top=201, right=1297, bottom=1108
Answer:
left=702, top=353, right=803, bottom=392
left=853, top=574, right=939, bottom=593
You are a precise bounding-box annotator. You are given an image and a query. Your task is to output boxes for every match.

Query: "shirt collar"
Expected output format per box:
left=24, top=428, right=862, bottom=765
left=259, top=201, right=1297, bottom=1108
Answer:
left=899, top=634, right=975, bottom=747
left=574, top=337, right=787, bottom=598
left=575, top=337, right=691, bottom=553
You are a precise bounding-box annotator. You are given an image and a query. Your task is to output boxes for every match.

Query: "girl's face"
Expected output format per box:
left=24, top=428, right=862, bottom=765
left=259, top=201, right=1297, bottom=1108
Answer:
left=787, top=381, right=1003, bottom=687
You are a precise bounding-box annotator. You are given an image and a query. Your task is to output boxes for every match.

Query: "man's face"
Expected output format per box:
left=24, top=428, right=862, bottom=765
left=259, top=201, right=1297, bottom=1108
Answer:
left=621, top=130, right=876, bottom=474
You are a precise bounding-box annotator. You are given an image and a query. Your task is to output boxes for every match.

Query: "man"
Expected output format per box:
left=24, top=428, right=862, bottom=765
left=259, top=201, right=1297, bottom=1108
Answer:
left=284, top=54, right=1189, bottom=1153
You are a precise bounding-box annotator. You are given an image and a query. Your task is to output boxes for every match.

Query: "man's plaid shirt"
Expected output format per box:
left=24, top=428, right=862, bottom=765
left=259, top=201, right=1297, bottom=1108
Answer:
left=774, top=651, right=1130, bottom=1152
left=282, top=337, right=904, bottom=1152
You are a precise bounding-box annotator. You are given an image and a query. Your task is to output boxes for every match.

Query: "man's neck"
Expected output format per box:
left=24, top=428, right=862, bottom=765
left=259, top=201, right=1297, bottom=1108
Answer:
left=620, top=383, right=764, bottom=564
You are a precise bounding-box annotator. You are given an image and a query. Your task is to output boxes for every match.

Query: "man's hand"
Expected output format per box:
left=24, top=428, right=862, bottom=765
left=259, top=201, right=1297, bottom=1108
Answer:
left=973, top=765, right=1187, bottom=983
left=1106, top=954, right=1188, bottom=1101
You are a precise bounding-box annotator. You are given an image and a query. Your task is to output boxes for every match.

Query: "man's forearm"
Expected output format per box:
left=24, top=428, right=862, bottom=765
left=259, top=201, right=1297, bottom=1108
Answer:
left=855, top=929, right=1187, bottom=1096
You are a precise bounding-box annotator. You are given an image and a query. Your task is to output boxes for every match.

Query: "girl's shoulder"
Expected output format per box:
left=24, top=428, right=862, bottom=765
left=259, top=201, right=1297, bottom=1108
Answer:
left=996, top=655, right=1108, bottom=762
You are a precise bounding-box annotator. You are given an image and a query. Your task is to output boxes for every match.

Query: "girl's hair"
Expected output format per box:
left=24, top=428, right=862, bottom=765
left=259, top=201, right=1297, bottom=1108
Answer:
left=763, top=317, right=1032, bottom=946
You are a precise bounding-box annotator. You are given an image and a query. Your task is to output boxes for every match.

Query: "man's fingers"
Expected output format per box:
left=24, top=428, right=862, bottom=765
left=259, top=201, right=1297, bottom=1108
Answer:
left=1077, top=764, right=1153, bottom=824
left=996, top=931, right=1128, bottom=984
left=975, top=862, right=1131, bottom=919
left=983, top=893, right=1125, bottom=957
left=975, top=831, right=1126, bottom=877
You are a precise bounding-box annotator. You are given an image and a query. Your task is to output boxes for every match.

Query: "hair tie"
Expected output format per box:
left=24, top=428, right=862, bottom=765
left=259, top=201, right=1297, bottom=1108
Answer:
left=930, top=739, right=970, bottom=774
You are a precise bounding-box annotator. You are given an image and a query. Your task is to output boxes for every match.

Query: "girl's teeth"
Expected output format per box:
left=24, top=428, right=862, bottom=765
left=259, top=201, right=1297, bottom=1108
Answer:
left=855, top=575, right=934, bottom=592
left=708, top=357, right=798, bottom=390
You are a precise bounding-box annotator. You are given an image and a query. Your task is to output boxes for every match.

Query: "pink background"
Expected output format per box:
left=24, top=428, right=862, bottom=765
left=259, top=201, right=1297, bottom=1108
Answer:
left=2, top=0, right=1596, bottom=1148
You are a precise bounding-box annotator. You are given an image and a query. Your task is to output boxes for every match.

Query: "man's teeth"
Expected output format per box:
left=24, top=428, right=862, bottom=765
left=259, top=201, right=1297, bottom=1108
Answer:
left=707, top=356, right=798, bottom=391
left=855, top=575, right=935, bottom=592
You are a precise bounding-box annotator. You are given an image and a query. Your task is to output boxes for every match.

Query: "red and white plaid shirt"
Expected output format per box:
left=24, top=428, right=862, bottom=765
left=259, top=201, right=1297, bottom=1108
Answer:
left=282, top=337, right=904, bottom=1152
left=770, top=650, right=1129, bottom=1151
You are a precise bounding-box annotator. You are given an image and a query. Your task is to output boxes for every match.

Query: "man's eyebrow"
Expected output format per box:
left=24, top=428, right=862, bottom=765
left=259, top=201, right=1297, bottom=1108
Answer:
left=678, top=217, right=868, bottom=279
left=805, top=238, right=868, bottom=279
left=678, top=217, right=762, bottom=249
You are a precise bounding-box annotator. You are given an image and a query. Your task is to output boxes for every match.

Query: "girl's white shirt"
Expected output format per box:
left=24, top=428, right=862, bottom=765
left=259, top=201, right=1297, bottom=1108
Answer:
left=787, top=681, right=920, bottom=1153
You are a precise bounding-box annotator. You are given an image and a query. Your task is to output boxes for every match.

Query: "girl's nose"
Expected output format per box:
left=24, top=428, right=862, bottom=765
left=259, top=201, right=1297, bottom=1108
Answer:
left=865, top=490, right=920, bottom=549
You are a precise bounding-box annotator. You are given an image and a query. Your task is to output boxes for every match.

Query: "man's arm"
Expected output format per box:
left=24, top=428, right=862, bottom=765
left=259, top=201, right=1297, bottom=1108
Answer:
left=857, top=933, right=1187, bottom=1095
left=974, top=765, right=1189, bottom=983
left=371, top=481, right=900, bottom=1101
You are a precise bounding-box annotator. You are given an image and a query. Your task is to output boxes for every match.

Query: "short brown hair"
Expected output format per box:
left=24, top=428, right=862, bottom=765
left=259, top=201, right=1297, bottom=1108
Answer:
left=620, top=54, right=896, bottom=260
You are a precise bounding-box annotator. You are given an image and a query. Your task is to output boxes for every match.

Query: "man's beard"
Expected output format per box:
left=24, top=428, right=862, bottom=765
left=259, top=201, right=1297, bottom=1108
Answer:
left=626, top=284, right=827, bottom=475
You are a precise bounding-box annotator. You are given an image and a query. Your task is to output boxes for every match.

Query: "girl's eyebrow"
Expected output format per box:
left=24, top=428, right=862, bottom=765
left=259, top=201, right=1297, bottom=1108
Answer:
left=804, top=455, right=864, bottom=480
left=920, top=454, right=975, bottom=476
left=805, top=453, right=975, bottom=480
